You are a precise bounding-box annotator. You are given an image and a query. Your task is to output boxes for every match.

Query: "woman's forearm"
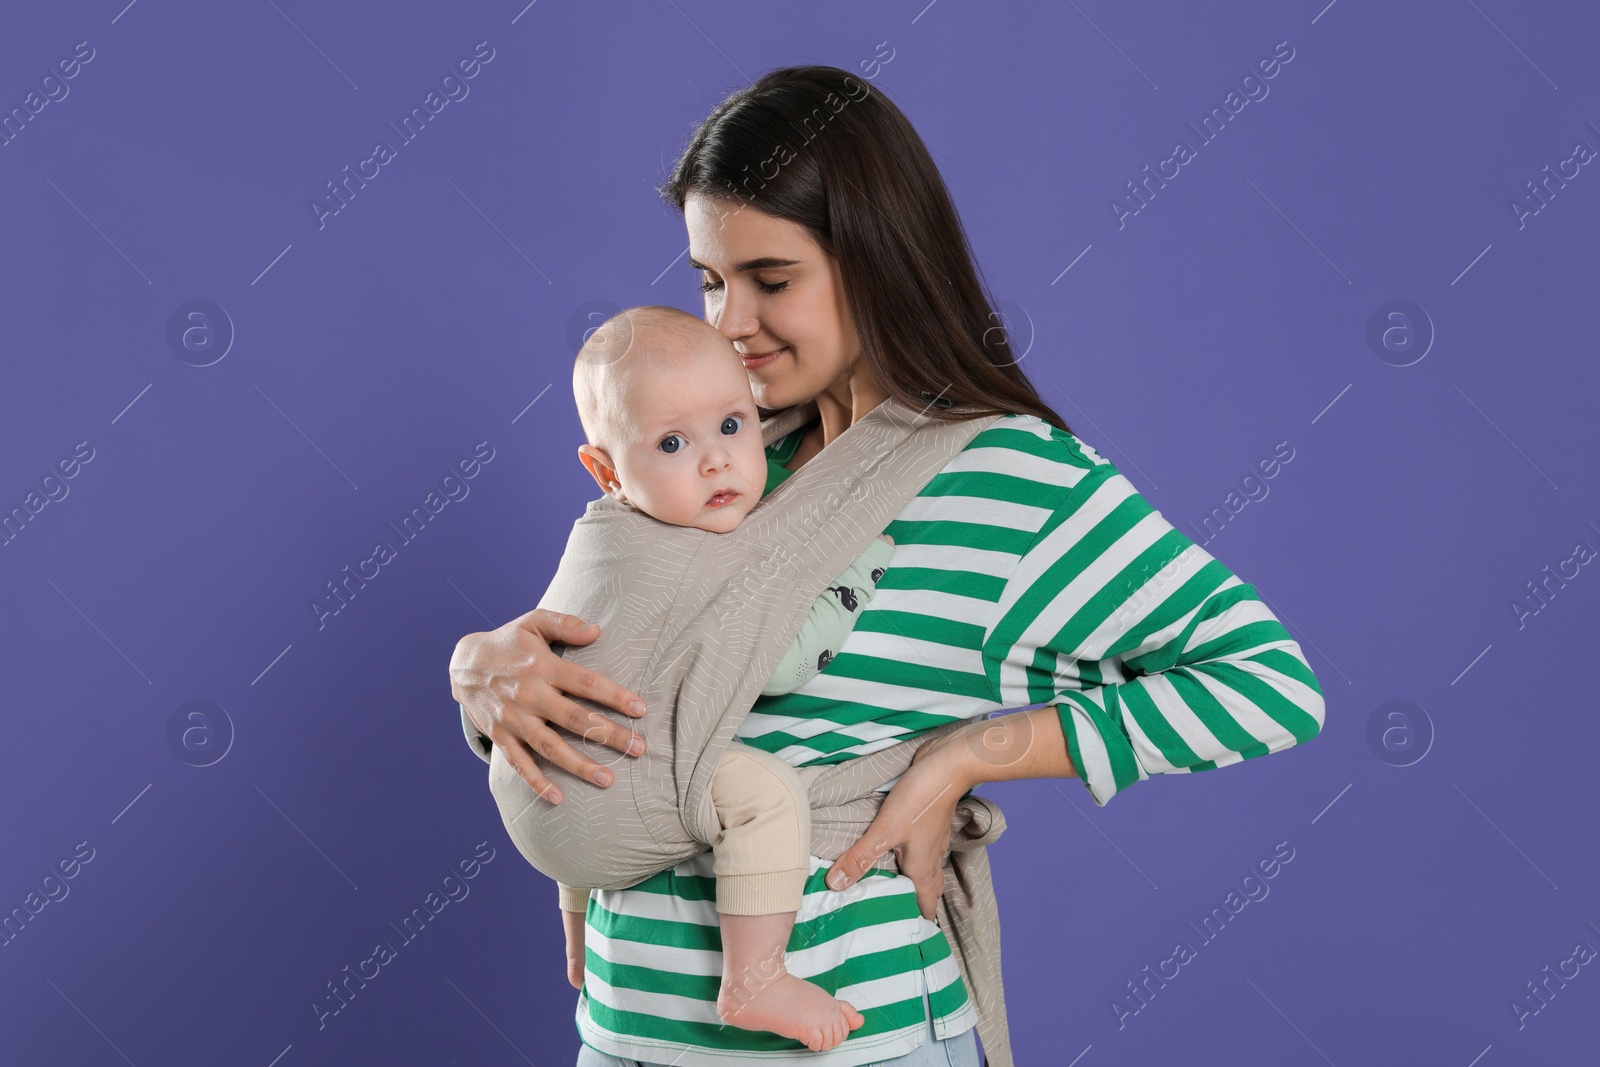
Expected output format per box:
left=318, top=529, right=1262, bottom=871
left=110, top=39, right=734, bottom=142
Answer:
left=939, top=705, right=1079, bottom=791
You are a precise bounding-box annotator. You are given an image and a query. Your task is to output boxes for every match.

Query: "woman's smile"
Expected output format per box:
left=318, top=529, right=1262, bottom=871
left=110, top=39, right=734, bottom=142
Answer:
left=737, top=345, right=788, bottom=370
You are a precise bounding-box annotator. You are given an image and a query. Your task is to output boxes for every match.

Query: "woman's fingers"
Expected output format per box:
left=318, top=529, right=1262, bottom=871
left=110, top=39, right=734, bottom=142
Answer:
left=828, top=839, right=944, bottom=920
left=825, top=851, right=863, bottom=891
left=548, top=660, right=648, bottom=726
left=511, top=710, right=626, bottom=791
left=827, top=782, right=917, bottom=891
left=499, top=728, right=564, bottom=804
left=825, top=756, right=957, bottom=924
left=826, top=832, right=890, bottom=890
left=544, top=687, right=645, bottom=762
left=529, top=612, right=649, bottom=720
left=903, top=812, right=954, bottom=920
left=451, top=607, right=645, bottom=799
left=905, top=850, right=944, bottom=921
left=549, top=655, right=649, bottom=725
left=512, top=613, right=647, bottom=757
left=828, top=839, right=940, bottom=919
left=519, top=608, right=600, bottom=645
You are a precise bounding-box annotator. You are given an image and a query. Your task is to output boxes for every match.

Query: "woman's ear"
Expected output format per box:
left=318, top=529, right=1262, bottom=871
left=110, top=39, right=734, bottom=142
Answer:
left=577, top=444, right=625, bottom=500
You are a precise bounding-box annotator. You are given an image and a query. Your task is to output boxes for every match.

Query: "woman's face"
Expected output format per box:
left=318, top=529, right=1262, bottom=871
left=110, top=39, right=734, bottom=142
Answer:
left=683, top=192, right=861, bottom=412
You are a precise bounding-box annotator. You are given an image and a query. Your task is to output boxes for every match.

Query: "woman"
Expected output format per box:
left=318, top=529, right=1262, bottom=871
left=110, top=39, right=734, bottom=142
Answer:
left=451, top=66, right=1325, bottom=1066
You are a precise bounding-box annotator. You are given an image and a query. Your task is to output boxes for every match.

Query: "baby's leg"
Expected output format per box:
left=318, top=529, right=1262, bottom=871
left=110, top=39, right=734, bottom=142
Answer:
left=710, top=743, right=865, bottom=1052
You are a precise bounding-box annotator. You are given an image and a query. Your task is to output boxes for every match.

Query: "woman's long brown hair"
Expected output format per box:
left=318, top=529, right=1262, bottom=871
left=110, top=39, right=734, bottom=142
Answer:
left=659, top=65, right=1071, bottom=433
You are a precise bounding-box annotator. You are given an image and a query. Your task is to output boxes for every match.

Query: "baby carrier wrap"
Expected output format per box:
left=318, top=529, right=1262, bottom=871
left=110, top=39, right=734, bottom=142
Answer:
left=463, top=396, right=1017, bottom=1065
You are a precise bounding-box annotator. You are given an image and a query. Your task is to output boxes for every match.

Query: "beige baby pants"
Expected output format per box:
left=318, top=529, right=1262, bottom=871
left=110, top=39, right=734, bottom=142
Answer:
left=557, top=740, right=809, bottom=916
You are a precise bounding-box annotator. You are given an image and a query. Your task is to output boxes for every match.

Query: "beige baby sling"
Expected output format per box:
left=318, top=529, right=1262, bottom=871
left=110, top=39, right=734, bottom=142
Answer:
left=462, top=395, right=1017, bottom=1066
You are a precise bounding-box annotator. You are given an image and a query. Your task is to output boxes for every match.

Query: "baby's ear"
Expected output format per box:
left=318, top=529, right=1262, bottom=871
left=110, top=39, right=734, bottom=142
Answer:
left=576, top=444, right=620, bottom=497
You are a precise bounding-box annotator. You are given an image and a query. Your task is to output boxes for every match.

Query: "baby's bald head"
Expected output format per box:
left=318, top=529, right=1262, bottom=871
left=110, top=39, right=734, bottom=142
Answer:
left=572, top=304, right=769, bottom=533
left=573, top=305, right=736, bottom=452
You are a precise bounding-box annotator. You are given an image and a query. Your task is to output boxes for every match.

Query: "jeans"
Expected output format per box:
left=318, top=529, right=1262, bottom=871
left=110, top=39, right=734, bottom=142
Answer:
left=574, top=991, right=981, bottom=1067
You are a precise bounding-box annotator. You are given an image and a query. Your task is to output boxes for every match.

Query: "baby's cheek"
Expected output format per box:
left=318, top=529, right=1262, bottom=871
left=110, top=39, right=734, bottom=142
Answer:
left=660, top=478, right=699, bottom=524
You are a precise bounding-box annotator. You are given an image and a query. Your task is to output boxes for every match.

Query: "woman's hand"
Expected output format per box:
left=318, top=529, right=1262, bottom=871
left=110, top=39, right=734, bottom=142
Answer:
left=823, top=731, right=975, bottom=921
left=824, top=708, right=1078, bottom=914
left=450, top=608, right=649, bottom=804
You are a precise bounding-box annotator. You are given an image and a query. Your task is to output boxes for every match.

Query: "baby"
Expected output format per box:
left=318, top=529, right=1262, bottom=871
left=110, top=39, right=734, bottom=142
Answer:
left=560, top=304, right=892, bottom=1051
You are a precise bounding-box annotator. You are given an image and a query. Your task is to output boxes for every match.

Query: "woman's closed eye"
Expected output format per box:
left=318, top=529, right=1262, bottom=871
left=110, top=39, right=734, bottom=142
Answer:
left=698, top=276, right=789, bottom=295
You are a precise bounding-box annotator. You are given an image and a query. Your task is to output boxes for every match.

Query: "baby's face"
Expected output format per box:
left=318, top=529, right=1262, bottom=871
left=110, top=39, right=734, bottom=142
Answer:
left=607, top=337, right=769, bottom=534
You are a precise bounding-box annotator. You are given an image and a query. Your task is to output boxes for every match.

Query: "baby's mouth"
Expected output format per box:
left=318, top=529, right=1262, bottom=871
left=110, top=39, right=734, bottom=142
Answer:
left=706, top=489, right=740, bottom=508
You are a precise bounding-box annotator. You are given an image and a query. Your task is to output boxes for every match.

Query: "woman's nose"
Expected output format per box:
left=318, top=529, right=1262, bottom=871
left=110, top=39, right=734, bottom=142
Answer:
left=713, top=287, right=757, bottom=342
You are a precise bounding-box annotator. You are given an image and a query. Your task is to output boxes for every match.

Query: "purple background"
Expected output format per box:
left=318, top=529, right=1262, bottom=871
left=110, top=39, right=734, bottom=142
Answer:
left=3, top=1, right=1597, bottom=1064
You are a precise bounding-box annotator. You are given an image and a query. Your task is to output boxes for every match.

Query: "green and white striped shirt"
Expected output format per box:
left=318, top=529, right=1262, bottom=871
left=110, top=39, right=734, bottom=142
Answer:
left=575, top=413, right=1325, bottom=1064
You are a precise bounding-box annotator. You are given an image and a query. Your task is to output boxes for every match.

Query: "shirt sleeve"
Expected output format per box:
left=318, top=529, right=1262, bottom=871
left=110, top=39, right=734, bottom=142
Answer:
left=760, top=535, right=895, bottom=695
left=981, top=431, right=1325, bottom=807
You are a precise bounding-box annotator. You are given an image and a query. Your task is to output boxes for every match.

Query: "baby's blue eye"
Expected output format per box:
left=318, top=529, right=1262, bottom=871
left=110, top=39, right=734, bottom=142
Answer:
left=721, top=415, right=744, bottom=436
left=659, top=433, right=686, bottom=454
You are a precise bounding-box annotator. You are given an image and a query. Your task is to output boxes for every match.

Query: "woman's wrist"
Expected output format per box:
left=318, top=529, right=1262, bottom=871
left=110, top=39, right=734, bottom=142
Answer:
left=926, top=705, right=1078, bottom=791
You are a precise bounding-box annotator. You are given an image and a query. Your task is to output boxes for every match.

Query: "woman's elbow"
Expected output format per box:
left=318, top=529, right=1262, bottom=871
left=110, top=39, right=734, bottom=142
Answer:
left=1301, top=687, right=1326, bottom=744
left=1255, top=668, right=1325, bottom=754
left=1278, top=642, right=1326, bottom=746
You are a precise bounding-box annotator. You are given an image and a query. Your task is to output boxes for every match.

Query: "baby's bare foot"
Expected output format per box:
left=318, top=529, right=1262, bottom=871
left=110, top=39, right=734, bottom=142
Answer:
left=716, top=971, right=865, bottom=1051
